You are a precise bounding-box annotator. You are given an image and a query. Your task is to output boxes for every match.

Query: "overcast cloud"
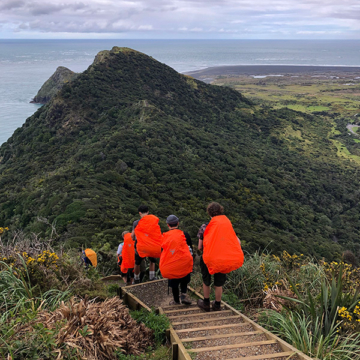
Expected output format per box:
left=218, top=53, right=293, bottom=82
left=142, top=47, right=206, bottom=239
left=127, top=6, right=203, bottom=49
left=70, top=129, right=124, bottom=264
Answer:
left=0, top=0, right=359, bottom=39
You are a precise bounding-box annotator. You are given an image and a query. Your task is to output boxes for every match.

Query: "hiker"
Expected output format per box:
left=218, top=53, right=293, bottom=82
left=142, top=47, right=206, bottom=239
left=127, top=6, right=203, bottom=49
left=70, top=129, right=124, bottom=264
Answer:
left=197, top=202, right=244, bottom=311
left=160, top=215, right=193, bottom=305
left=120, top=231, right=135, bottom=285
left=117, top=241, right=124, bottom=271
left=116, top=239, right=127, bottom=281
left=79, top=248, right=97, bottom=269
left=132, top=205, right=162, bottom=284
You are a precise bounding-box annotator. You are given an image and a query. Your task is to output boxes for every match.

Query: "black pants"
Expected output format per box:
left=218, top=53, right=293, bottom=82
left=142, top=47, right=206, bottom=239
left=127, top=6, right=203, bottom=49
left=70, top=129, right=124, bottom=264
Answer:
left=200, top=256, right=226, bottom=287
left=169, top=273, right=191, bottom=303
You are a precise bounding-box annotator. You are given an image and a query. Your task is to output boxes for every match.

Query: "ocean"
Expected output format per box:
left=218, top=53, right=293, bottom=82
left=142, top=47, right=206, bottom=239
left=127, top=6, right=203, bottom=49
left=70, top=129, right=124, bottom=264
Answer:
left=1, top=39, right=360, bottom=145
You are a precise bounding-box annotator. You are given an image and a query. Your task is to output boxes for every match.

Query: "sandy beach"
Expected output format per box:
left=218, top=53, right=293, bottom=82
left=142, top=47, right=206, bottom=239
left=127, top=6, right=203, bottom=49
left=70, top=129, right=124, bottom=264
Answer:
left=186, top=65, right=360, bottom=82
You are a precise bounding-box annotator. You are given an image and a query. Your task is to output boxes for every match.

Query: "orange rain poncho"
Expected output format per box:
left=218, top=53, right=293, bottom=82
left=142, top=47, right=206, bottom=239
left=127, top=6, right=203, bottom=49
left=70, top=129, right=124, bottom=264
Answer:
left=84, top=248, right=97, bottom=267
left=121, top=233, right=135, bottom=273
left=135, top=215, right=162, bottom=258
left=203, top=215, right=244, bottom=275
left=160, top=229, right=193, bottom=279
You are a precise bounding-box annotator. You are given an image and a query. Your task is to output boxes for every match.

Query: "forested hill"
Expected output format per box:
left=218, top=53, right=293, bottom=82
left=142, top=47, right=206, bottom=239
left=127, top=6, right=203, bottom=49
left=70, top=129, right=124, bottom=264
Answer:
left=1, top=46, right=360, bottom=260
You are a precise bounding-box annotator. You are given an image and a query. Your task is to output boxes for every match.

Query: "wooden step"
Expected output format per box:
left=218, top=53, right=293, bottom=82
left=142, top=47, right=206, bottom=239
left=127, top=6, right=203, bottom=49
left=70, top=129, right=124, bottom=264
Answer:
left=189, top=339, right=277, bottom=353
left=162, top=304, right=198, bottom=310
left=176, top=322, right=249, bottom=333
left=168, top=310, right=232, bottom=320
left=164, top=307, right=203, bottom=314
left=172, top=315, right=241, bottom=326
left=224, top=351, right=296, bottom=360
left=182, top=330, right=262, bottom=342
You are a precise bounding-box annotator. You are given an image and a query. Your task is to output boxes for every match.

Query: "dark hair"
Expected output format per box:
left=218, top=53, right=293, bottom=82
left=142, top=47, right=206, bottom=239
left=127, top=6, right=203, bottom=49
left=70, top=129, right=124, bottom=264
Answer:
left=207, top=202, right=224, bottom=217
left=168, top=222, right=179, bottom=228
left=138, top=205, right=149, bottom=214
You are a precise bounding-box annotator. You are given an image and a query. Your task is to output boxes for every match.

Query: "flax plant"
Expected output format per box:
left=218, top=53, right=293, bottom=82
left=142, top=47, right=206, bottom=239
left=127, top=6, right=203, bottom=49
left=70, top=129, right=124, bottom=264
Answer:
left=279, top=265, right=360, bottom=337
left=263, top=310, right=360, bottom=360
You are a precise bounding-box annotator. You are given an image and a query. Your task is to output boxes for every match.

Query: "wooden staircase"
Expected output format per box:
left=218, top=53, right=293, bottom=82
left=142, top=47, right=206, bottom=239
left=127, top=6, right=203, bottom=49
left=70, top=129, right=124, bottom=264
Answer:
left=120, top=281, right=315, bottom=360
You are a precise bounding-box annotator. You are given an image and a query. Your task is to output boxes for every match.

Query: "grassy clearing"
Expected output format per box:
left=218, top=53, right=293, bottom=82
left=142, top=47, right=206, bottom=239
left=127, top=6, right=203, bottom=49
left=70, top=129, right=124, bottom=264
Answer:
left=307, top=105, right=330, bottom=111
left=218, top=75, right=360, bottom=116
left=283, top=125, right=303, bottom=139
left=330, top=139, right=360, bottom=164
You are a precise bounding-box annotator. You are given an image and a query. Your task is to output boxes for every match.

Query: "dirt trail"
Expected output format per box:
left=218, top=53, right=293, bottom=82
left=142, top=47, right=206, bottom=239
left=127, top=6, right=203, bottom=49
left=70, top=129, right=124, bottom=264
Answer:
left=347, top=124, right=360, bottom=135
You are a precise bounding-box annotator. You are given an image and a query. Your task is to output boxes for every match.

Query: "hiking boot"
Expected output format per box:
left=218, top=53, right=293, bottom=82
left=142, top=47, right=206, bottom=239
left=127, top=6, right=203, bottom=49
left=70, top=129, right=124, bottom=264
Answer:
left=181, top=294, right=192, bottom=305
left=212, top=301, right=221, bottom=311
left=134, top=279, right=140, bottom=284
left=197, top=299, right=210, bottom=312
left=169, top=300, right=181, bottom=306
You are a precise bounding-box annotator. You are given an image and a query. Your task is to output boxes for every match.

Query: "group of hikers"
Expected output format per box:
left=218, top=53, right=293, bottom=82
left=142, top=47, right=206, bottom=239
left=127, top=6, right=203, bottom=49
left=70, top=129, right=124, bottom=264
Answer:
left=117, top=202, right=244, bottom=311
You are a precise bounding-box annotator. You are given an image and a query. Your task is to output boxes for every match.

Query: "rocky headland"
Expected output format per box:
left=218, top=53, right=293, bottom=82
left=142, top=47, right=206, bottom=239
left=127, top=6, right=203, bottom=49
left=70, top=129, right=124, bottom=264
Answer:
left=31, top=66, right=78, bottom=104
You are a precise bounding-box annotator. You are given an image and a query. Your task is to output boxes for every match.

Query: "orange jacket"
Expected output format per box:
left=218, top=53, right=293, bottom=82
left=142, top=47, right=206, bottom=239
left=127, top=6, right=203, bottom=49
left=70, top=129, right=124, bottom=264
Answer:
left=160, top=229, right=193, bottom=279
left=203, top=215, right=244, bottom=275
left=135, top=214, right=162, bottom=258
left=121, top=233, right=135, bottom=273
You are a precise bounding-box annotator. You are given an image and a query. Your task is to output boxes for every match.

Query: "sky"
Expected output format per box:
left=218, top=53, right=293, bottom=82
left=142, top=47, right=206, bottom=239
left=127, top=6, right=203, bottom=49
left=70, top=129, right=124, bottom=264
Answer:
left=0, top=0, right=359, bottom=39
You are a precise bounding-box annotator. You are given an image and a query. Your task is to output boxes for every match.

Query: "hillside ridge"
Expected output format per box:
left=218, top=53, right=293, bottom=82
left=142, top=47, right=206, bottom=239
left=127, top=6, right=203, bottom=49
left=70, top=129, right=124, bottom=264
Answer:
left=1, top=47, right=360, bottom=260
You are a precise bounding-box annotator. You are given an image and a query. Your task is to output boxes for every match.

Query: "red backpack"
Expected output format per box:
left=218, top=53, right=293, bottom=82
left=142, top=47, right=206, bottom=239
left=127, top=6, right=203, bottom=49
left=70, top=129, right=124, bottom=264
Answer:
left=203, top=215, right=244, bottom=275
left=121, top=233, right=135, bottom=273
left=160, top=229, right=193, bottom=279
left=135, top=215, right=162, bottom=258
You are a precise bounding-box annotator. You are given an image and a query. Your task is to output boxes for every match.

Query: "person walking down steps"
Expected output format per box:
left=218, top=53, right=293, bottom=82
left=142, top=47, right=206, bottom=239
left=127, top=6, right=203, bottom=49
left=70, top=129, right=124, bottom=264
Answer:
left=79, top=248, right=97, bottom=269
left=132, top=205, right=162, bottom=284
left=160, top=215, right=193, bottom=305
left=120, top=231, right=135, bottom=285
left=197, top=202, right=244, bottom=311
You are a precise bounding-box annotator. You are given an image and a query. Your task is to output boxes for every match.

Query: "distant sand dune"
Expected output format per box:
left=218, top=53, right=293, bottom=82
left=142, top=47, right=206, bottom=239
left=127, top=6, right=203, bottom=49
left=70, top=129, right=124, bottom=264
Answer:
left=186, top=65, right=360, bottom=82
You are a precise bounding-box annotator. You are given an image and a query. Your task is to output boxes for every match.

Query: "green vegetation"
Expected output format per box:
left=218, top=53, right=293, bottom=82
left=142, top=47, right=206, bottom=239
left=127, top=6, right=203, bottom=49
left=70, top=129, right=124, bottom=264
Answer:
left=257, top=262, right=360, bottom=359
left=2, top=47, right=360, bottom=259
left=116, top=347, right=171, bottom=360
left=130, top=308, right=170, bottom=345
left=0, top=238, right=161, bottom=359
left=0, top=247, right=72, bottom=359
left=260, top=311, right=360, bottom=359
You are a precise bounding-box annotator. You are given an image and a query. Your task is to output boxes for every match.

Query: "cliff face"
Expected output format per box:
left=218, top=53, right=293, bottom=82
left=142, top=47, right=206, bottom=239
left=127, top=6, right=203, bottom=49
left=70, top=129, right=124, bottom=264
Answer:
left=31, top=66, right=78, bottom=104
left=0, top=47, right=358, bottom=259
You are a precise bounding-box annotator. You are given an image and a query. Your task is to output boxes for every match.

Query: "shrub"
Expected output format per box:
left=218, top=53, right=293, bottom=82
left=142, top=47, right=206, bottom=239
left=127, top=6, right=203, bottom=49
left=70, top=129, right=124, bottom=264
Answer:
left=130, top=308, right=170, bottom=346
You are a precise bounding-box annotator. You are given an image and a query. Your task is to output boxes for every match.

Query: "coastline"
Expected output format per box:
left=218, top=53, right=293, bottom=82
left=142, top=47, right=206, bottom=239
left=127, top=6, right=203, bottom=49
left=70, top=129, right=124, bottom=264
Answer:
left=185, top=65, right=360, bottom=81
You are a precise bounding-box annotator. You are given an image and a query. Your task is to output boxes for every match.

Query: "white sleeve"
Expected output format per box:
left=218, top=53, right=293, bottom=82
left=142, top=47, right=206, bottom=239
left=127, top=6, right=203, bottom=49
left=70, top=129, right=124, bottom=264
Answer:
left=117, top=243, right=124, bottom=255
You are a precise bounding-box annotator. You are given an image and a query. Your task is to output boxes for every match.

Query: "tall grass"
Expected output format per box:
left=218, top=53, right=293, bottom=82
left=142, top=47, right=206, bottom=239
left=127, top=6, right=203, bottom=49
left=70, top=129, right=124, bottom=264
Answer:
left=224, top=252, right=270, bottom=300
left=0, top=257, right=70, bottom=322
left=261, top=310, right=360, bottom=360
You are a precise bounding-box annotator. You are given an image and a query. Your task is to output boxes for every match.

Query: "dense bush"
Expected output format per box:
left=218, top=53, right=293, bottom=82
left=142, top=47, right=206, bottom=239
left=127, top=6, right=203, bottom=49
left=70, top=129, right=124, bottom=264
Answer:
left=1, top=47, right=360, bottom=260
